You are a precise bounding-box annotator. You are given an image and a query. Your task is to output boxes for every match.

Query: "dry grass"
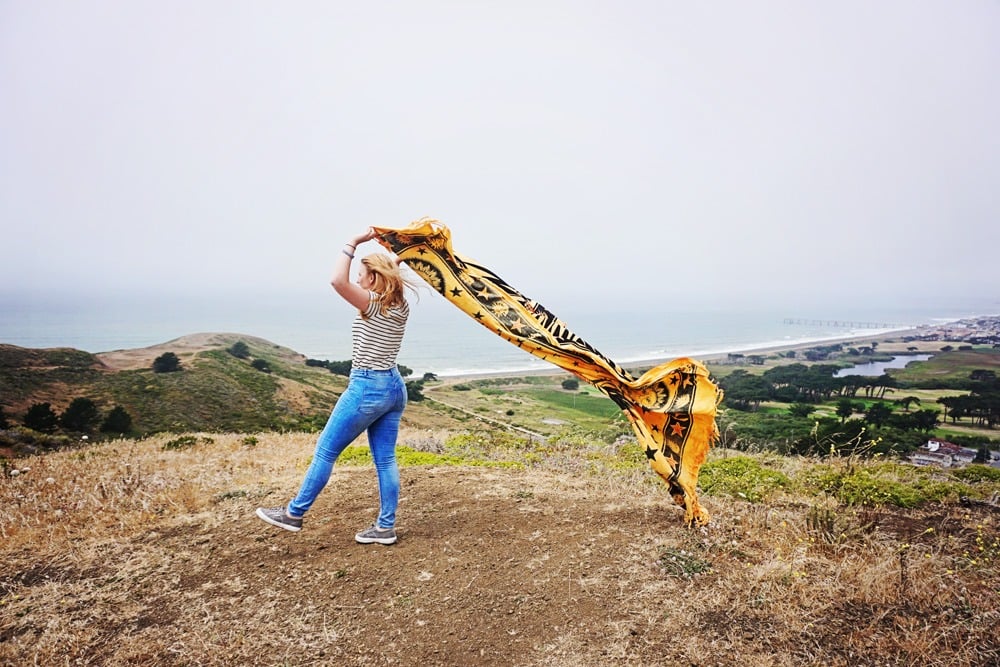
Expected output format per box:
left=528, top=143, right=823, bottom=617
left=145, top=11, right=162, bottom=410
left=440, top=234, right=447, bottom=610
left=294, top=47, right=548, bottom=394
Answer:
left=2, top=430, right=998, bottom=666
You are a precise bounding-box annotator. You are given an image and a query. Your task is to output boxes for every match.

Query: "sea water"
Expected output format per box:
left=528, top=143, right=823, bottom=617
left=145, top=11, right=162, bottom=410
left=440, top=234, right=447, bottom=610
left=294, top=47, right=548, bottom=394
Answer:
left=0, top=290, right=995, bottom=378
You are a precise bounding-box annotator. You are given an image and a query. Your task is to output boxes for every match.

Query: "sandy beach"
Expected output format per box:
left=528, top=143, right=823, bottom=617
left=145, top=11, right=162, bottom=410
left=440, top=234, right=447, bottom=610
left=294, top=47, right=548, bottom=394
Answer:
left=447, top=315, right=1000, bottom=381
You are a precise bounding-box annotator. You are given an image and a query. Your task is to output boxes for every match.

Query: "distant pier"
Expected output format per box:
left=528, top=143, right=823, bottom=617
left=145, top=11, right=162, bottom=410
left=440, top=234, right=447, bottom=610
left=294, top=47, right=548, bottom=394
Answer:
left=783, top=318, right=902, bottom=329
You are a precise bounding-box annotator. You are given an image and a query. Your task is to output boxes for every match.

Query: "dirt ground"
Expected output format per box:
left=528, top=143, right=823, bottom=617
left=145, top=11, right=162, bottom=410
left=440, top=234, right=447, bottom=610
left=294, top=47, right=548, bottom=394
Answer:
left=3, top=452, right=998, bottom=667
left=3, top=465, right=712, bottom=666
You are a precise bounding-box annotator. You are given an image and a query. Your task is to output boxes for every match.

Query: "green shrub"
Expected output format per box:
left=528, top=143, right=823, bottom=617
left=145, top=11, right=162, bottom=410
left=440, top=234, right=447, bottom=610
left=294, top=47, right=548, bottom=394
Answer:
left=60, top=397, right=100, bottom=432
left=100, top=405, right=133, bottom=435
left=830, top=470, right=923, bottom=508
left=799, top=463, right=922, bottom=508
left=162, top=435, right=198, bottom=450
left=24, top=403, right=59, bottom=433
left=162, top=435, right=213, bottom=451
left=699, top=456, right=790, bottom=502
left=951, top=464, right=1000, bottom=483
left=228, top=341, right=251, bottom=359
left=334, top=443, right=520, bottom=468
left=338, top=445, right=372, bottom=465
left=406, top=381, right=425, bottom=401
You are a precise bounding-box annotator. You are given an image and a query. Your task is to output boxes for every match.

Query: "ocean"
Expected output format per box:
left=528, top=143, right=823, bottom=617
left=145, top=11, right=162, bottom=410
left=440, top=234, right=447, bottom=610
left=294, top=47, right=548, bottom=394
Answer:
left=1, top=290, right=996, bottom=377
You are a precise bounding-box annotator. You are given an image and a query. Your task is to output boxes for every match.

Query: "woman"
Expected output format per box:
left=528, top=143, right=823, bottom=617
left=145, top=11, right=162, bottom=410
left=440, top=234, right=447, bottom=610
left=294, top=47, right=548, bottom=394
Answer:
left=256, top=227, right=416, bottom=545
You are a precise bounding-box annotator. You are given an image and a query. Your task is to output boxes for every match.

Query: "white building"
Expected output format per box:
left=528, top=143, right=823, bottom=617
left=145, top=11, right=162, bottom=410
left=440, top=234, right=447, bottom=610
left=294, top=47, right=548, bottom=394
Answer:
left=909, top=439, right=979, bottom=468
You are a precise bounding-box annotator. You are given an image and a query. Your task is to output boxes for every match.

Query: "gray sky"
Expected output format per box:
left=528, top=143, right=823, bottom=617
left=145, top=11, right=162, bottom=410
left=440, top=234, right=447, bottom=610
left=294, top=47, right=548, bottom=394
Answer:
left=2, top=1, right=998, bottom=311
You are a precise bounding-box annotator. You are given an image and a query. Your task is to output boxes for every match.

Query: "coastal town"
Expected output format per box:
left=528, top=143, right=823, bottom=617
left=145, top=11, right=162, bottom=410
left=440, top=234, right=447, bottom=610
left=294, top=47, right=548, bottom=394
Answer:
left=903, top=314, right=1000, bottom=347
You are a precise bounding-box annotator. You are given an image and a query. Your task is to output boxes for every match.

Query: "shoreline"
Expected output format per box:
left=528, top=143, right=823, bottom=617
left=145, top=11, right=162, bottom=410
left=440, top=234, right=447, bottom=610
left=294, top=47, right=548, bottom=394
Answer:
left=9, top=315, right=997, bottom=381
left=434, top=330, right=915, bottom=381
left=437, top=317, right=999, bottom=381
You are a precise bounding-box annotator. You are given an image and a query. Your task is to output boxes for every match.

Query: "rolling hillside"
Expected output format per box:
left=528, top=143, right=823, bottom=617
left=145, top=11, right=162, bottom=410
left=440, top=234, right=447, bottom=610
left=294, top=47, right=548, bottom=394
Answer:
left=0, top=334, right=461, bottom=438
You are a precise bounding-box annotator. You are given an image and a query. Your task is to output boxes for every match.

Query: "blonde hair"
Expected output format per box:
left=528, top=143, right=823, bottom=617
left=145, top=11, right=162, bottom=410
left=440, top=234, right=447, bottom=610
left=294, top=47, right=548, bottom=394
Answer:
left=360, top=253, right=418, bottom=316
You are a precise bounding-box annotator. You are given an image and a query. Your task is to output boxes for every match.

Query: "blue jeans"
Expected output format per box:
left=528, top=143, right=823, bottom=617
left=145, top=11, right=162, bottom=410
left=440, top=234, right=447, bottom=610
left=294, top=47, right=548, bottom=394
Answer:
left=288, top=367, right=407, bottom=528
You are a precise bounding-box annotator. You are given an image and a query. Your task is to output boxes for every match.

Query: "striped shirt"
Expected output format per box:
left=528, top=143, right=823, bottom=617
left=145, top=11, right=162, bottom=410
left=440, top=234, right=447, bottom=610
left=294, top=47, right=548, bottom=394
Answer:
left=351, top=291, right=409, bottom=370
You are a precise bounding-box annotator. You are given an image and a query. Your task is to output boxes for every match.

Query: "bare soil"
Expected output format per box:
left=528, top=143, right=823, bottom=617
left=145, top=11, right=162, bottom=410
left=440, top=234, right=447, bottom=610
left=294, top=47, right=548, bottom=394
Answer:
left=2, top=436, right=998, bottom=666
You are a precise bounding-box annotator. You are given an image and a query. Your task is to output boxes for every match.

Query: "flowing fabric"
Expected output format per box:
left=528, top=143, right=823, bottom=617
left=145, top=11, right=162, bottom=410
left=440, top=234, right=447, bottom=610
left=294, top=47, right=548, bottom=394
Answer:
left=372, top=218, right=722, bottom=525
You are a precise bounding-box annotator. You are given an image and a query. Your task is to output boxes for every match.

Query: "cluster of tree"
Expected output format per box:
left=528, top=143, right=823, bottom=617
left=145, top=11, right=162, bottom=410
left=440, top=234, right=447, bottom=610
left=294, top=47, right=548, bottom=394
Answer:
left=726, top=353, right=767, bottom=365
left=781, top=396, right=938, bottom=433
left=306, top=358, right=355, bottom=376
left=720, top=363, right=901, bottom=409
left=845, top=342, right=880, bottom=356
left=836, top=398, right=939, bottom=431
left=227, top=341, right=271, bottom=372
left=228, top=341, right=250, bottom=359
left=937, top=370, right=1000, bottom=428
left=19, top=398, right=133, bottom=435
left=802, top=342, right=848, bottom=361
left=152, top=352, right=181, bottom=373
left=717, top=364, right=1000, bottom=458
left=404, top=372, right=440, bottom=402
left=154, top=344, right=271, bottom=374
left=304, top=358, right=436, bottom=402
left=721, top=404, right=950, bottom=459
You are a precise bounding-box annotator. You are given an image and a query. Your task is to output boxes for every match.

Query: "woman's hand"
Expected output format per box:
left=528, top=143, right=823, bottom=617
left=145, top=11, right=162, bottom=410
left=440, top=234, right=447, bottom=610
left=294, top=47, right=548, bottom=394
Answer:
left=352, top=227, right=377, bottom=246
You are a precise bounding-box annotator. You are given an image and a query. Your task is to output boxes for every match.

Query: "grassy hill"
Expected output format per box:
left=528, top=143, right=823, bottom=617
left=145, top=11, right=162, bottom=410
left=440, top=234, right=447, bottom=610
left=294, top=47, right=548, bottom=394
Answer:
left=0, top=334, right=465, bottom=440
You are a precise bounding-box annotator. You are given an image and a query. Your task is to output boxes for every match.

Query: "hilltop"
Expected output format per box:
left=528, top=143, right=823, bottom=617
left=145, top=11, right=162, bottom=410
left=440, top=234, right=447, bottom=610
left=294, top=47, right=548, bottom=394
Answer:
left=2, top=431, right=998, bottom=666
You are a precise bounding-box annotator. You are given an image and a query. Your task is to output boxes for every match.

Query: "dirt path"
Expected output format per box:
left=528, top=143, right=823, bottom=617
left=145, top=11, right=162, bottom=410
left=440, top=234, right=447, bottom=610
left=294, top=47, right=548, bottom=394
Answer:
left=422, top=391, right=548, bottom=441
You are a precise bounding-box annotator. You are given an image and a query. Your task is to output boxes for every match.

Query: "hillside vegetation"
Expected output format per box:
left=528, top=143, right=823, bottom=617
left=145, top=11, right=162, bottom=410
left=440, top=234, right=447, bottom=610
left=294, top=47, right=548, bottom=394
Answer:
left=3, top=331, right=998, bottom=456
left=0, top=335, right=465, bottom=447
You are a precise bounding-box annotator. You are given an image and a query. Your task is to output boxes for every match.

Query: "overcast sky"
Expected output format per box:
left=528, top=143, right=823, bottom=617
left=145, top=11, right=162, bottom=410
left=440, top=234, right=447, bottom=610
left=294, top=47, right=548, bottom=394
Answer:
left=2, top=1, right=997, bottom=312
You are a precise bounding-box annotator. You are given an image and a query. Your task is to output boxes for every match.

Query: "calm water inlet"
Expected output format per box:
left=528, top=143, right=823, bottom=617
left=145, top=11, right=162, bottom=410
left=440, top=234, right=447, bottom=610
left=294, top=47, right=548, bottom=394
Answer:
left=835, top=354, right=932, bottom=377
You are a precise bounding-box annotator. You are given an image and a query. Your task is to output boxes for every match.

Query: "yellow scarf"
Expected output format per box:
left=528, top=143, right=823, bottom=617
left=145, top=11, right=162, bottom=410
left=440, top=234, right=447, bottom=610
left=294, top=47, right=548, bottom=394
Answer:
left=372, top=218, right=722, bottom=526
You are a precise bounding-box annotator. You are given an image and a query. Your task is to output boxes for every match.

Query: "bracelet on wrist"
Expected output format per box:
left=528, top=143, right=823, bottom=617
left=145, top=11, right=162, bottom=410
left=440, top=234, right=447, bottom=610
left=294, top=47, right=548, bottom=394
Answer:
left=345, top=242, right=356, bottom=249
left=341, top=249, right=355, bottom=259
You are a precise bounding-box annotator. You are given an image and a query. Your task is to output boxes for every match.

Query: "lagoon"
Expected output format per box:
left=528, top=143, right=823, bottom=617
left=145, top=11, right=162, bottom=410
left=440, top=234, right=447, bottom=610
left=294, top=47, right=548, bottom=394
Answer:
left=834, top=354, right=932, bottom=378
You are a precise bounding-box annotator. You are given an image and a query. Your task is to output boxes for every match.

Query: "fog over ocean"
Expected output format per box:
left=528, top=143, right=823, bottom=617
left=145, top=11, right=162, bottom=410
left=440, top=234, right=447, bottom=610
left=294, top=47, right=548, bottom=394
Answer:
left=2, top=291, right=996, bottom=378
